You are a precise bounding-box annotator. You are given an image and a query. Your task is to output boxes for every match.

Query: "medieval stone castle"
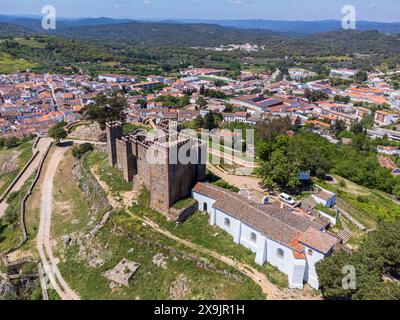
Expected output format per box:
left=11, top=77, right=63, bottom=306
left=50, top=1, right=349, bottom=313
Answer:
left=106, top=120, right=207, bottom=214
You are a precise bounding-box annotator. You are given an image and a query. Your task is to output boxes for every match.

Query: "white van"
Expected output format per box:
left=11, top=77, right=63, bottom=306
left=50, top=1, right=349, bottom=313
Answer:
left=279, top=193, right=296, bottom=206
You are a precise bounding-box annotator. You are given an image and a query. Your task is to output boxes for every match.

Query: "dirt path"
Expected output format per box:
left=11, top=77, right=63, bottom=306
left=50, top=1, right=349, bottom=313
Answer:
left=137, top=215, right=281, bottom=299
left=0, top=138, right=53, bottom=218
left=207, top=163, right=278, bottom=199
left=37, top=145, right=80, bottom=301
left=89, top=167, right=309, bottom=299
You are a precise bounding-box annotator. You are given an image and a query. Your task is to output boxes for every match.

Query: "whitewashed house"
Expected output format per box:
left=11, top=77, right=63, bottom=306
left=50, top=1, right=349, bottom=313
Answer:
left=312, top=187, right=337, bottom=208
left=192, top=183, right=338, bottom=289
left=377, top=145, right=400, bottom=156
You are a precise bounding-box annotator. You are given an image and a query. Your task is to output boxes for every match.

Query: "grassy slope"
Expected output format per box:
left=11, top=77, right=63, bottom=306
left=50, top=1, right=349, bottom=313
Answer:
left=83, top=151, right=287, bottom=288
left=317, top=175, right=400, bottom=229
left=84, top=152, right=132, bottom=195
left=52, top=151, right=265, bottom=300
left=0, top=53, right=36, bottom=74
left=0, top=140, right=33, bottom=196
left=131, top=189, right=289, bottom=288
left=0, top=174, right=35, bottom=252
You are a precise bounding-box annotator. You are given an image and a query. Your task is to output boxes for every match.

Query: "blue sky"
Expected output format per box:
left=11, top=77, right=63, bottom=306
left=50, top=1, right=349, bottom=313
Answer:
left=0, top=0, right=399, bottom=22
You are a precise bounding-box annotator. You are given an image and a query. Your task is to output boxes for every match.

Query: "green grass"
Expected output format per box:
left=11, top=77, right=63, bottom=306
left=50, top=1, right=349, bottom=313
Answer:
left=0, top=140, right=34, bottom=196
left=59, top=212, right=265, bottom=300
left=315, top=204, right=337, bottom=218
left=317, top=177, right=400, bottom=229
left=131, top=189, right=288, bottom=288
left=171, top=197, right=196, bottom=210
left=0, top=174, right=35, bottom=252
left=83, top=151, right=132, bottom=195
left=52, top=152, right=96, bottom=238
left=0, top=53, right=36, bottom=74
left=51, top=155, right=265, bottom=299
left=123, top=123, right=148, bottom=135
left=15, top=37, right=46, bottom=49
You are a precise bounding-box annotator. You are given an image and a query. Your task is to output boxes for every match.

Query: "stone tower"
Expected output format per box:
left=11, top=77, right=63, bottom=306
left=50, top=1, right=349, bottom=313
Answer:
left=106, top=121, right=123, bottom=167
left=105, top=121, right=207, bottom=215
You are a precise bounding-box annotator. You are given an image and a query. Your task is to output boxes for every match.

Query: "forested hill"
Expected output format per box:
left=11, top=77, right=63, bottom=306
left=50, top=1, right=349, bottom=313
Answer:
left=0, top=23, right=34, bottom=37
left=174, top=19, right=400, bottom=35
left=266, top=30, right=400, bottom=57
left=54, top=22, right=282, bottom=46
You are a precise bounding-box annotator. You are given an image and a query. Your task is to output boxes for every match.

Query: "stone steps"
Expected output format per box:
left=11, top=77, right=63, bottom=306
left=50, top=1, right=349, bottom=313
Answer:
left=337, top=230, right=352, bottom=244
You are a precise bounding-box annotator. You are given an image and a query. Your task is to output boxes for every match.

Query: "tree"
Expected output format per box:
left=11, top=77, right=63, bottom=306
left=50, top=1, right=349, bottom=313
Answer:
left=204, top=112, right=217, bottom=130
left=6, top=191, right=19, bottom=204
left=334, top=95, right=351, bottom=103
left=351, top=122, right=366, bottom=135
left=196, top=96, right=207, bottom=108
left=194, top=115, right=205, bottom=129
left=82, top=92, right=127, bottom=130
left=259, top=148, right=301, bottom=192
left=304, top=89, right=328, bottom=102
left=292, top=117, right=302, bottom=132
left=4, top=137, right=19, bottom=149
left=199, top=84, right=206, bottom=95
left=317, top=222, right=400, bottom=300
left=355, top=70, right=368, bottom=83
left=72, top=143, right=94, bottom=159
left=256, top=117, right=292, bottom=143
left=214, top=79, right=227, bottom=87
left=224, top=103, right=234, bottom=113
left=257, top=131, right=334, bottom=190
left=179, top=94, right=190, bottom=108
left=48, top=122, right=67, bottom=144
left=393, top=183, right=400, bottom=199
left=136, top=98, right=147, bottom=109
left=332, top=120, right=346, bottom=137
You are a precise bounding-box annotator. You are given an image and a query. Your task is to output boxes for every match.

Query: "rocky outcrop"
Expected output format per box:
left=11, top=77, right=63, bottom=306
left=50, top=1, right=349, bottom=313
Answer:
left=72, top=159, right=112, bottom=214
left=0, top=274, right=17, bottom=300
left=117, top=226, right=243, bottom=282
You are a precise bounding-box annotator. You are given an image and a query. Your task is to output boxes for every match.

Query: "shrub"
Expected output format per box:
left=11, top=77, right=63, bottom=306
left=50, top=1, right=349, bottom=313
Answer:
left=6, top=191, right=19, bottom=204
left=5, top=137, right=19, bottom=149
left=72, top=143, right=94, bottom=159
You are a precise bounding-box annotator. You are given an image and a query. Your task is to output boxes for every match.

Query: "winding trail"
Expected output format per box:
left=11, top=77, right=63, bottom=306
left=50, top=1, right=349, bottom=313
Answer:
left=136, top=215, right=281, bottom=299
left=37, top=145, right=80, bottom=300
left=0, top=138, right=52, bottom=218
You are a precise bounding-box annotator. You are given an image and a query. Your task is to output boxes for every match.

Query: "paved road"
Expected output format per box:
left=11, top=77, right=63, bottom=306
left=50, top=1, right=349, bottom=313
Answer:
left=0, top=138, right=53, bottom=219
left=37, top=145, right=80, bottom=300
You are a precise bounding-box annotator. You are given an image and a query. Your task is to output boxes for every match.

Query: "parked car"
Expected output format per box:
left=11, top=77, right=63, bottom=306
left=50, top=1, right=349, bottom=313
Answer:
left=279, top=193, right=296, bottom=206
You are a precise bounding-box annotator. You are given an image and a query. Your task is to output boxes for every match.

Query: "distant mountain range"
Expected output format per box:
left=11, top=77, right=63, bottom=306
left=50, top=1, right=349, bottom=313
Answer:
left=170, top=19, right=400, bottom=35
left=1, top=15, right=400, bottom=52
left=1, top=15, right=400, bottom=36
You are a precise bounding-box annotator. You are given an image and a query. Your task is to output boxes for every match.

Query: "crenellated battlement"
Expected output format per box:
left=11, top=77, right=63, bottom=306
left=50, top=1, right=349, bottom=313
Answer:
left=106, top=120, right=206, bottom=216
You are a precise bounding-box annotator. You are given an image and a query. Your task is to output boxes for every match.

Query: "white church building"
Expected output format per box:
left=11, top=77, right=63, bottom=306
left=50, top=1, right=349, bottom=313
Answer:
left=192, top=183, right=338, bottom=289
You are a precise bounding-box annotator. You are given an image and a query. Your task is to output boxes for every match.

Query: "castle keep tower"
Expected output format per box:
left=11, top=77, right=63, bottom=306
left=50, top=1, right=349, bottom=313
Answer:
left=106, top=121, right=206, bottom=215
left=106, top=121, right=123, bottom=167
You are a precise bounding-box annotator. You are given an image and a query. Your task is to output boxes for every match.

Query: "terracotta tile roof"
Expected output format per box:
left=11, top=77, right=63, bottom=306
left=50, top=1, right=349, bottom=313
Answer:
left=193, top=183, right=333, bottom=250
left=305, top=120, right=331, bottom=128
left=297, top=227, right=337, bottom=254
left=378, top=156, right=397, bottom=171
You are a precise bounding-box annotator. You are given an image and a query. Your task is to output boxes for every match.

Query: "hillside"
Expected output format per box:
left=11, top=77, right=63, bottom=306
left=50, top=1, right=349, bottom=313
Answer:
left=174, top=19, right=400, bottom=35
left=55, top=22, right=282, bottom=46
left=0, top=22, right=34, bottom=37
left=267, top=30, right=400, bottom=57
